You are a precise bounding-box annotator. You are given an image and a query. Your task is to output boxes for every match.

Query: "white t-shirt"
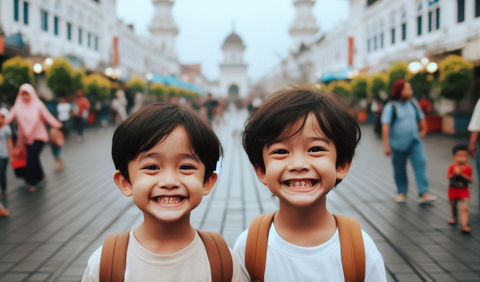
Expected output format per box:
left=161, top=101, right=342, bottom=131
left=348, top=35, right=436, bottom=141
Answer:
left=82, top=231, right=249, bottom=282
left=468, top=99, right=480, bottom=132
left=233, top=224, right=387, bottom=282
left=57, top=102, right=72, bottom=122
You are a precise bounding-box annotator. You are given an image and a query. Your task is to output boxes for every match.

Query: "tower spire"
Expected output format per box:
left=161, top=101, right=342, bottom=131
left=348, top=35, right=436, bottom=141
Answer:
left=289, top=0, right=319, bottom=52
left=149, top=0, right=179, bottom=59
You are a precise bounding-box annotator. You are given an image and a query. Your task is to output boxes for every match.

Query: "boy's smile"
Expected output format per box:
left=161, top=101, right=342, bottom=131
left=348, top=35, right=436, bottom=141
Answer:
left=255, top=113, right=351, bottom=209
left=114, top=126, right=217, bottom=223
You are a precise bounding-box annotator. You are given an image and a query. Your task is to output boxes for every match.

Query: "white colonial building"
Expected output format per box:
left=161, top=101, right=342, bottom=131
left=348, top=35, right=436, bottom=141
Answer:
left=290, top=0, right=319, bottom=52
left=260, top=0, right=480, bottom=110
left=0, top=0, right=180, bottom=85
left=218, top=31, right=249, bottom=98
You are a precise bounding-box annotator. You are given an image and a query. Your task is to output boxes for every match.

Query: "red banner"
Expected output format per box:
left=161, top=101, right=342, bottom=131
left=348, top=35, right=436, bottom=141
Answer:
left=0, top=35, right=5, bottom=55
left=113, top=37, right=119, bottom=65
left=348, top=37, right=354, bottom=66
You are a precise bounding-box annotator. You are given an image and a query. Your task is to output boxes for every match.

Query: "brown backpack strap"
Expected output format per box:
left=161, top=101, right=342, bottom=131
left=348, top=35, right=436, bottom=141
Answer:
left=333, top=214, right=365, bottom=282
left=245, top=212, right=276, bottom=282
left=99, top=231, right=130, bottom=282
left=197, top=230, right=233, bottom=282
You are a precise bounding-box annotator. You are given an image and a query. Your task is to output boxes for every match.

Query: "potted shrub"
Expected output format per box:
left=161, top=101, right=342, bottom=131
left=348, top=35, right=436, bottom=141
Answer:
left=408, top=72, right=442, bottom=132
left=351, top=75, right=368, bottom=123
left=72, top=69, right=86, bottom=92
left=46, top=57, right=74, bottom=98
left=149, top=83, right=167, bottom=102
left=1, top=56, right=34, bottom=105
left=326, top=80, right=353, bottom=115
left=439, top=55, right=474, bottom=134
left=84, top=73, right=111, bottom=124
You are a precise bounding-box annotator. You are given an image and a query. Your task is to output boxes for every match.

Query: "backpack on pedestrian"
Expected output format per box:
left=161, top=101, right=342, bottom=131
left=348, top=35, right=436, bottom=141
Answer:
left=245, top=212, right=365, bottom=282
left=99, top=230, right=233, bottom=282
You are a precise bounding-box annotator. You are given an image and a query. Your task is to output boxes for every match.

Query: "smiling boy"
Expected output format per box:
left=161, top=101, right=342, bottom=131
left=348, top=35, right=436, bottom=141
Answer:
left=234, top=87, right=387, bottom=281
left=82, top=103, right=248, bottom=282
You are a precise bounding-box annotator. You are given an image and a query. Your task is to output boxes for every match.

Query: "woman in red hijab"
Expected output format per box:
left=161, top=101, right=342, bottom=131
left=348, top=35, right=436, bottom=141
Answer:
left=6, top=84, right=62, bottom=192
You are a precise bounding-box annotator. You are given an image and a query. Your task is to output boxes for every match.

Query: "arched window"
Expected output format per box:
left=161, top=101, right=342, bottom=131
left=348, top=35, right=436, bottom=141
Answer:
left=390, top=10, right=396, bottom=45
left=417, top=1, right=423, bottom=36
left=428, top=0, right=440, bottom=31
left=228, top=84, right=239, bottom=97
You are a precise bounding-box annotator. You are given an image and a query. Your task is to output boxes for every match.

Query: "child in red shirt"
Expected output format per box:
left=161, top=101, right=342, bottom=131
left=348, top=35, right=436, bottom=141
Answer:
left=447, top=144, right=472, bottom=233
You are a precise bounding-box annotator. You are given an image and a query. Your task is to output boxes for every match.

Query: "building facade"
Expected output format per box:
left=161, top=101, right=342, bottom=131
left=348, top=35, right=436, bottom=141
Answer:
left=260, top=0, right=480, bottom=110
left=219, top=31, right=249, bottom=98
left=0, top=0, right=180, bottom=84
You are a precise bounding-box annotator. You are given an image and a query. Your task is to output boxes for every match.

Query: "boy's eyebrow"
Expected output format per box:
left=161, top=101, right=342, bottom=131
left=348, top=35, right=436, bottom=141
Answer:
left=266, top=136, right=330, bottom=150
left=139, top=152, right=200, bottom=162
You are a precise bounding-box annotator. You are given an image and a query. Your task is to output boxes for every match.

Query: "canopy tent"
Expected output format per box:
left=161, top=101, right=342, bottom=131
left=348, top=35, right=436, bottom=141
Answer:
left=318, top=66, right=352, bottom=83
left=151, top=74, right=205, bottom=94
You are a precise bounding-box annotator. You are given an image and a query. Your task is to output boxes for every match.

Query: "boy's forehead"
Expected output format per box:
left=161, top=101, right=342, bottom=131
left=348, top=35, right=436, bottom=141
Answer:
left=271, top=113, right=330, bottom=144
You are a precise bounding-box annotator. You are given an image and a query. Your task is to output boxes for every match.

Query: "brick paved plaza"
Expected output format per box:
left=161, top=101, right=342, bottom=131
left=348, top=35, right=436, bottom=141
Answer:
left=0, top=109, right=480, bottom=282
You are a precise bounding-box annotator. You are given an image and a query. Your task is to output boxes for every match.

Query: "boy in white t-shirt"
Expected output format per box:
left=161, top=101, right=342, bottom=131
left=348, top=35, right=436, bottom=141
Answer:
left=81, top=103, right=248, bottom=282
left=234, top=87, right=387, bottom=281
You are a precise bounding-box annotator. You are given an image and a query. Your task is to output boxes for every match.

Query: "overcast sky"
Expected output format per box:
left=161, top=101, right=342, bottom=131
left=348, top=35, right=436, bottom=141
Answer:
left=117, top=0, right=350, bottom=82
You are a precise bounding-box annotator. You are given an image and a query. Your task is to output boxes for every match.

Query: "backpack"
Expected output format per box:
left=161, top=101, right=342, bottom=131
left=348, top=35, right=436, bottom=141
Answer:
left=374, top=99, right=421, bottom=136
left=99, top=230, right=233, bottom=282
left=245, top=213, right=365, bottom=282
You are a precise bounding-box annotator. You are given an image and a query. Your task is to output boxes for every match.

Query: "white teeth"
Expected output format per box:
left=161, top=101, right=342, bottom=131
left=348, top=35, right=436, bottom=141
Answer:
left=288, top=180, right=313, bottom=189
left=156, top=196, right=183, bottom=204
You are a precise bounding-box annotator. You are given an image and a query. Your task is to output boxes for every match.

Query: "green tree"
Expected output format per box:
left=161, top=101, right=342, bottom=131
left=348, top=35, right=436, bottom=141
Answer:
left=149, top=83, right=166, bottom=101
left=326, top=80, right=351, bottom=104
left=125, top=76, right=145, bottom=94
left=46, top=57, right=73, bottom=98
left=368, top=73, right=388, bottom=101
left=439, top=55, right=473, bottom=101
left=84, top=74, right=111, bottom=104
left=409, top=72, right=434, bottom=99
left=350, top=75, right=368, bottom=104
left=72, top=69, right=86, bottom=92
left=1, top=56, right=34, bottom=104
left=387, top=62, right=410, bottom=94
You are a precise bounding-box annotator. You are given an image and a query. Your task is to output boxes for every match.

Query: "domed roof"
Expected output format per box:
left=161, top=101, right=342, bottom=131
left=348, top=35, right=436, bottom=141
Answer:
left=223, top=32, right=245, bottom=47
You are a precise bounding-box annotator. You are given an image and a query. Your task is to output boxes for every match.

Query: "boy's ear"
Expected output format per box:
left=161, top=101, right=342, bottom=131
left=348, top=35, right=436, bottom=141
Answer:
left=203, top=172, right=218, bottom=196
left=253, top=165, right=267, bottom=185
left=113, top=170, right=133, bottom=197
left=336, top=160, right=352, bottom=181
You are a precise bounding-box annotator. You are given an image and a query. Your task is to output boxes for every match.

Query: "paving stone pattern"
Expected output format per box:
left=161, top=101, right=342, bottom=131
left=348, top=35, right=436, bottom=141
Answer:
left=0, top=109, right=479, bottom=281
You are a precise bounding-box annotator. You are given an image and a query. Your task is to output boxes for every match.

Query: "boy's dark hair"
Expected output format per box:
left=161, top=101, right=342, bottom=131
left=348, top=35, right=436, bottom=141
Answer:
left=112, top=103, right=223, bottom=183
left=242, top=87, right=361, bottom=185
left=452, top=143, right=468, bottom=155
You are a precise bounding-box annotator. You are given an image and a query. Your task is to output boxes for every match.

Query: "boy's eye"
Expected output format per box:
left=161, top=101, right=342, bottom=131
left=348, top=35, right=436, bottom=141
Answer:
left=180, top=165, right=196, bottom=170
left=308, top=146, right=325, bottom=153
left=142, top=165, right=159, bottom=170
left=272, top=149, right=288, bottom=155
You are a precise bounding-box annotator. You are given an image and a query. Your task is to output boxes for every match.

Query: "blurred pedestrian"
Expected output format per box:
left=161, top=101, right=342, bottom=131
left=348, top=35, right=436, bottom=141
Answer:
left=381, top=79, right=437, bottom=204
left=467, top=98, right=480, bottom=205
left=131, top=91, right=144, bottom=113
left=73, top=89, right=90, bottom=142
left=203, top=93, right=218, bottom=125
left=5, top=84, right=62, bottom=192
left=0, top=108, right=13, bottom=198
left=446, top=144, right=472, bottom=233
left=111, top=89, right=128, bottom=125
left=51, top=97, right=71, bottom=170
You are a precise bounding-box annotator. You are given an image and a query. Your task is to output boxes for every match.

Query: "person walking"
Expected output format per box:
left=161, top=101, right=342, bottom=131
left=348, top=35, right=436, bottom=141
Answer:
left=73, top=89, right=90, bottom=141
left=5, top=84, right=62, bottom=192
left=381, top=79, right=437, bottom=204
left=110, top=89, right=128, bottom=125
left=51, top=97, right=71, bottom=170
left=467, top=98, right=480, bottom=205
left=0, top=108, right=13, bottom=198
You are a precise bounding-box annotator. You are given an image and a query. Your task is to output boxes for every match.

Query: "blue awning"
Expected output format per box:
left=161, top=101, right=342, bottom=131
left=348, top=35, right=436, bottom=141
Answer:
left=318, top=66, right=352, bottom=83
left=151, top=74, right=205, bottom=94
left=5, top=33, right=25, bottom=50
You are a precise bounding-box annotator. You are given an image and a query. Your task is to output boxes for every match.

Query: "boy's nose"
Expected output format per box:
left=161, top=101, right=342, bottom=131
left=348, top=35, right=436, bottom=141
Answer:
left=157, top=174, right=180, bottom=189
left=288, top=154, right=310, bottom=171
